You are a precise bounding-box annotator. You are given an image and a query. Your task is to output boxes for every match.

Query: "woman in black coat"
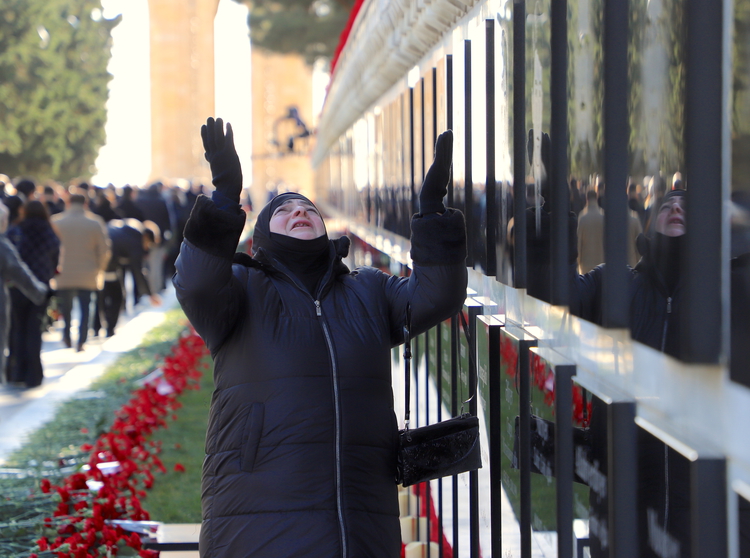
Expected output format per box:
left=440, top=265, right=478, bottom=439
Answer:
left=571, top=189, right=687, bottom=358
left=174, top=119, right=467, bottom=557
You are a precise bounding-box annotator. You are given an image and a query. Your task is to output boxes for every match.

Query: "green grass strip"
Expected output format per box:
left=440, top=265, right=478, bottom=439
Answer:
left=0, top=307, right=213, bottom=556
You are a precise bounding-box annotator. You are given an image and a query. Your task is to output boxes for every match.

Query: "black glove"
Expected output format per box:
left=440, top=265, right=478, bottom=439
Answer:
left=201, top=117, right=242, bottom=204
left=419, top=130, right=453, bottom=215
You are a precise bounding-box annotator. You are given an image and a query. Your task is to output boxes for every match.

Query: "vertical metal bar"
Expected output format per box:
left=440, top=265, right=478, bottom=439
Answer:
left=519, top=337, right=537, bottom=558
left=418, top=77, right=426, bottom=219
left=433, top=67, right=438, bottom=146
left=467, top=303, right=481, bottom=558
left=691, top=458, right=727, bottom=558
left=487, top=318, right=503, bottom=558
left=608, top=402, right=637, bottom=558
left=486, top=19, right=497, bottom=277
left=436, top=322, right=444, bottom=558
left=409, top=87, right=415, bottom=229
left=555, top=364, right=575, bottom=558
left=683, top=0, right=727, bottom=363
left=513, top=0, right=527, bottom=289
left=549, top=0, right=569, bottom=306
left=424, top=332, right=431, bottom=557
left=602, top=0, right=629, bottom=328
left=465, top=40, right=474, bottom=267
left=451, top=314, right=460, bottom=555
left=447, top=55, right=455, bottom=208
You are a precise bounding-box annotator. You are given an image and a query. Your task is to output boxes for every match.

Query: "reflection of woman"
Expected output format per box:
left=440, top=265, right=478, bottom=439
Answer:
left=572, top=189, right=687, bottom=358
left=174, top=118, right=467, bottom=557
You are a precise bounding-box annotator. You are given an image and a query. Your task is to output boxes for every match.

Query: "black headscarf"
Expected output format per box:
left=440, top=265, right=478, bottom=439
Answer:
left=252, top=193, right=331, bottom=295
left=636, top=189, right=687, bottom=293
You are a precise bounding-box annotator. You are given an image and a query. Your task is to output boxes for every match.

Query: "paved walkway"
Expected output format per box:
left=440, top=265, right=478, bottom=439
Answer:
left=0, top=285, right=178, bottom=465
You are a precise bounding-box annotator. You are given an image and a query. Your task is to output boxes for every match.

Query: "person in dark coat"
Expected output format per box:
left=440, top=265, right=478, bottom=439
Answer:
left=571, top=189, right=687, bottom=358
left=174, top=118, right=467, bottom=558
left=114, top=185, right=145, bottom=221
left=0, top=202, right=48, bottom=385
left=135, top=182, right=172, bottom=294
left=97, top=219, right=161, bottom=337
left=6, top=201, right=60, bottom=387
left=91, top=187, right=119, bottom=223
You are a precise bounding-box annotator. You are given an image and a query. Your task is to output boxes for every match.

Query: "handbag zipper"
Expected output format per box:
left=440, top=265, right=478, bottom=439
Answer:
left=315, top=299, right=348, bottom=558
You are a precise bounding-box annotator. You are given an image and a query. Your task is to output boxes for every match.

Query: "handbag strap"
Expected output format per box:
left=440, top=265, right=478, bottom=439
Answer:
left=402, top=304, right=476, bottom=430
left=403, top=304, right=412, bottom=429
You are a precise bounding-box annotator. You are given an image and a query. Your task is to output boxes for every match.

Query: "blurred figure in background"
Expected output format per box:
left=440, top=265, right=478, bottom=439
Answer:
left=135, top=182, right=172, bottom=294
left=577, top=188, right=605, bottom=274
left=6, top=200, right=60, bottom=388
left=98, top=219, right=160, bottom=337
left=51, top=194, right=110, bottom=352
left=0, top=202, right=47, bottom=386
left=114, top=185, right=145, bottom=221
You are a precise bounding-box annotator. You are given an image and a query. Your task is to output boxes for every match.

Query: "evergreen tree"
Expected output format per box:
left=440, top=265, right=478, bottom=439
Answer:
left=0, top=0, right=118, bottom=182
left=240, top=0, right=354, bottom=65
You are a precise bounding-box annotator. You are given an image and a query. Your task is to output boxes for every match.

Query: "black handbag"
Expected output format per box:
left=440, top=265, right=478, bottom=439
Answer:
left=395, top=306, right=482, bottom=487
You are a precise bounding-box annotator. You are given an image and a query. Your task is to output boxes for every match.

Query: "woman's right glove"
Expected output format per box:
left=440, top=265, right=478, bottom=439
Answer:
left=419, top=130, right=453, bottom=215
left=201, top=117, right=243, bottom=204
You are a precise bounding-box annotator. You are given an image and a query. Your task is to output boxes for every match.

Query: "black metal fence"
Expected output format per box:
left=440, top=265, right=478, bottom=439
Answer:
left=318, top=0, right=750, bottom=555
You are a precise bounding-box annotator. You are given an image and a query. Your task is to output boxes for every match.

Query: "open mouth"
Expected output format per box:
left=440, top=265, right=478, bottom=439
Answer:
left=668, top=217, right=684, bottom=225
left=292, top=221, right=311, bottom=230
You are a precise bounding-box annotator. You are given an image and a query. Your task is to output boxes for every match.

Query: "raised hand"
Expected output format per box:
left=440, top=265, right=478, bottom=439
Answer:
left=419, top=130, right=453, bottom=215
left=201, top=117, right=243, bottom=204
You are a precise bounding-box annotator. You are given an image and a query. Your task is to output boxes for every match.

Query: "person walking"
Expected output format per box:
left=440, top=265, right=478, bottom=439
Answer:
left=0, top=203, right=48, bottom=385
left=174, top=118, right=467, bottom=558
left=135, top=182, right=171, bottom=294
left=51, top=194, right=110, bottom=351
left=98, top=219, right=161, bottom=337
left=7, top=200, right=60, bottom=387
left=577, top=188, right=605, bottom=274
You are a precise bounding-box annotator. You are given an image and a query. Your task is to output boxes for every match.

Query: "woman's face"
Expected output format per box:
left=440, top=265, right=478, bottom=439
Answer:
left=269, top=199, right=326, bottom=240
left=655, top=195, right=686, bottom=237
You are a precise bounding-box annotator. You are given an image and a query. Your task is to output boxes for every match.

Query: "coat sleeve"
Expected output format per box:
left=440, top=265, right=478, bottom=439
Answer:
left=0, top=239, right=48, bottom=305
left=172, top=194, right=248, bottom=352
left=383, top=209, right=468, bottom=344
left=569, top=264, right=604, bottom=323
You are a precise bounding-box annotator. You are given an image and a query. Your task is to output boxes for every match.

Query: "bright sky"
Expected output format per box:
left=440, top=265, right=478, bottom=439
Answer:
left=92, top=0, right=252, bottom=187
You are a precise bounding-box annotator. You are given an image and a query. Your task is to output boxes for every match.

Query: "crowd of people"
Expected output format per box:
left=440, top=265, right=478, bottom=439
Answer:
left=0, top=176, right=205, bottom=389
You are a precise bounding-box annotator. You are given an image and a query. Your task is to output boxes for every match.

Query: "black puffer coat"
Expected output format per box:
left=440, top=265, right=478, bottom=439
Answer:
left=572, top=235, right=683, bottom=358
left=173, top=195, right=467, bottom=558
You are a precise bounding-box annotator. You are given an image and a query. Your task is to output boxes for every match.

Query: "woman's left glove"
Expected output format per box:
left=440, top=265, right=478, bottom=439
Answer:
left=419, top=130, right=453, bottom=215
left=201, top=117, right=243, bottom=204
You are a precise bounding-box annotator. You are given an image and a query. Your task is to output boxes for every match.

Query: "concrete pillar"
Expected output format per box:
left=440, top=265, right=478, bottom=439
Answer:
left=147, top=0, right=219, bottom=183
left=250, top=48, right=316, bottom=209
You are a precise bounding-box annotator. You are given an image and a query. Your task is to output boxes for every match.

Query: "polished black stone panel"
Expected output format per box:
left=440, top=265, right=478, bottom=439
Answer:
left=635, top=418, right=727, bottom=558
left=498, top=325, right=538, bottom=557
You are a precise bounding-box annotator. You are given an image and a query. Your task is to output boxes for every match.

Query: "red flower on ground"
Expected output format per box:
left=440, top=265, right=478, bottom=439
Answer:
left=33, top=329, right=209, bottom=558
left=174, top=463, right=186, bottom=473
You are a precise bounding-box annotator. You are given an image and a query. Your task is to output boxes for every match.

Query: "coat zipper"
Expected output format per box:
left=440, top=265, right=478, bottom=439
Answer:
left=261, top=250, right=347, bottom=554
left=315, top=299, right=347, bottom=558
left=661, top=296, right=672, bottom=353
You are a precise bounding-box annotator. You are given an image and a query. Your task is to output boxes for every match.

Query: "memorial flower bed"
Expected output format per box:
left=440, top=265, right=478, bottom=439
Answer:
left=0, top=315, right=209, bottom=558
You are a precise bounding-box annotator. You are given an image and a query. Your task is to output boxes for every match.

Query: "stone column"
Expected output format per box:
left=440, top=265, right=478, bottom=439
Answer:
left=147, top=0, right=219, bottom=183
left=250, top=48, right=316, bottom=209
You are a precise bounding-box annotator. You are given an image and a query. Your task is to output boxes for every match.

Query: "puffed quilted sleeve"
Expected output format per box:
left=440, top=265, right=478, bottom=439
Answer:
left=173, top=194, right=248, bottom=353
left=384, top=209, right=468, bottom=344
